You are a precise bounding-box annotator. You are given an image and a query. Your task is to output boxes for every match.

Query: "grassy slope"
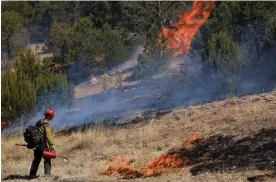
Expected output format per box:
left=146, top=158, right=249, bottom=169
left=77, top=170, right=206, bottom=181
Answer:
left=2, top=91, right=276, bottom=181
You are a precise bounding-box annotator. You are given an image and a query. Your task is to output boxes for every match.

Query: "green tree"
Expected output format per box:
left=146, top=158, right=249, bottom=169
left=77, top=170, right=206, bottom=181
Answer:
left=45, top=1, right=84, bottom=25
left=1, top=11, right=25, bottom=60
left=207, top=32, right=242, bottom=89
left=1, top=69, right=37, bottom=119
left=207, top=31, right=242, bottom=74
left=13, top=49, right=42, bottom=81
left=205, top=2, right=233, bottom=35
left=1, top=49, right=74, bottom=122
left=46, top=17, right=128, bottom=68
left=35, top=73, right=74, bottom=112
left=87, top=2, right=112, bottom=28
left=241, top=2, right=274, bottom=62
left=102, top=25, right=128, bottom=67
left=2, top=1, right=37, bottom=27
left=45, top=23, right=71, bottom=63
left=67, top=17, right=104, bottom=63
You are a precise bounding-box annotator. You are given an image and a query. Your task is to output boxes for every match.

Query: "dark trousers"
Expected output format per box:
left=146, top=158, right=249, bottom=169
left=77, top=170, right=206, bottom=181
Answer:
left=30, top=143, right=51, bottom=176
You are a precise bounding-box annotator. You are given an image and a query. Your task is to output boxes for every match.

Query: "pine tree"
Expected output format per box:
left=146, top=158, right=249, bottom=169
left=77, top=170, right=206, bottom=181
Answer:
left=208, top=31, right=242, bottom=74
left=1, top=49, right=74, bottom=122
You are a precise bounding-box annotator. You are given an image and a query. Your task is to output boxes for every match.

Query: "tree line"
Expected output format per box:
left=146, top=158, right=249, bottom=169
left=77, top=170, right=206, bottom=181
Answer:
left=133, top=1, right=276, bottom=89
left=195, top=1, right=276, bottom=88
left=1, top=1, right=276, bottom=122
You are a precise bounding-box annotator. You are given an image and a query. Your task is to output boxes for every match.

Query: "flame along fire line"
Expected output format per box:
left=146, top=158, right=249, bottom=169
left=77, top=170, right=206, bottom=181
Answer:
left=99, top=134, right=199, bottom=179
left=159, top=1, right=216, bottom=56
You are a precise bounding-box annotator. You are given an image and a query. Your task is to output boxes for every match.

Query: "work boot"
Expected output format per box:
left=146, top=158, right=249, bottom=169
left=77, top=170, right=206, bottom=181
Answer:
left=43, top=174, right=59, bottom=180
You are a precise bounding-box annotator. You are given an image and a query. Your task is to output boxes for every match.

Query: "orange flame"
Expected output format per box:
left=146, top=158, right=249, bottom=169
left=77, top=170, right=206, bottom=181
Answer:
left=159, top=1, right=215, bottom=56
left=99, top=154, right=185, bottom=179
left=99, top=156, right=144, bottom=179
left=144, top=154, right=187, bottom=169
left=182, top=134, right=200, bottom=147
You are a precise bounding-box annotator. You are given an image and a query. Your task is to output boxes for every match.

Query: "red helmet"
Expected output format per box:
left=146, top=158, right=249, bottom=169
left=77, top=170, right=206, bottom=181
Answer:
left=44, top=108, right=55, bottom=117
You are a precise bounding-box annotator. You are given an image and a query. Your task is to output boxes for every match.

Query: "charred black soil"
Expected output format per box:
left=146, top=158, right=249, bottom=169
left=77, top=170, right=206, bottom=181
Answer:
left=166, top=128, right=276, bottom=177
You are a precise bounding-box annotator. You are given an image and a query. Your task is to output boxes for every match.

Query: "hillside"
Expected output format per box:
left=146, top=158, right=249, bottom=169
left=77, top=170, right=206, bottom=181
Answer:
left=2, top=91, right=276, bottom=182
left=2, top=1, right=276, bottom=181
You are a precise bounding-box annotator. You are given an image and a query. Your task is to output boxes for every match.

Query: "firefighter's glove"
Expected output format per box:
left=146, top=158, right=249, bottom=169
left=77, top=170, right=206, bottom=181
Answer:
left=49, top=146, right=55, bottom=152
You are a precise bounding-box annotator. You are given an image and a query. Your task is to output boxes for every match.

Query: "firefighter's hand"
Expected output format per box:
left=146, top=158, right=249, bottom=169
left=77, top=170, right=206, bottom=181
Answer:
left=49, top=146, right=55, bottom=152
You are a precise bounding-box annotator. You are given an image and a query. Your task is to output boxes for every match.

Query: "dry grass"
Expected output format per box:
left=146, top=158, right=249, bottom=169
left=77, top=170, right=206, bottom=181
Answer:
left=2, top=91, right=276, bottom=181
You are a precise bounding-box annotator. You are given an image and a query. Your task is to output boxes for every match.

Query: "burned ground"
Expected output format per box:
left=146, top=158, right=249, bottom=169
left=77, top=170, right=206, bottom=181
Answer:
left=171, top=128, right=276, bottom=176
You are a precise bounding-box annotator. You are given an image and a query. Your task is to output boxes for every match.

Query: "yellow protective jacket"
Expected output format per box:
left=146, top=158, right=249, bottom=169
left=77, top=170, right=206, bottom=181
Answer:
left=37, top=119, right=55, bottom=147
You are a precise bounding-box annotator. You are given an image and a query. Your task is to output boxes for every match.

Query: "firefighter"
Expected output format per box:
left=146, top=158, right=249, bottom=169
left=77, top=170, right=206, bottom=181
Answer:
left=29, top=108, right=55, bottom=179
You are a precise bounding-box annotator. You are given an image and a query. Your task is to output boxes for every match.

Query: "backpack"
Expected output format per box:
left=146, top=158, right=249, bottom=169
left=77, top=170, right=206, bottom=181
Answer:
left=23, top=124, right=42, bottom=149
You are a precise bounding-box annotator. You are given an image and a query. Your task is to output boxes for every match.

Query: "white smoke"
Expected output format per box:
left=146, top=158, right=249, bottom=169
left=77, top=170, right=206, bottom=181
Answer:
left=2, top=42, right=276, bottom=136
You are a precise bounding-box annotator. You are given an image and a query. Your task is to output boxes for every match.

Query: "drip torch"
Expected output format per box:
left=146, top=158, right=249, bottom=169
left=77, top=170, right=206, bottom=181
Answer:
left=15, top=144, right=68, bottom=160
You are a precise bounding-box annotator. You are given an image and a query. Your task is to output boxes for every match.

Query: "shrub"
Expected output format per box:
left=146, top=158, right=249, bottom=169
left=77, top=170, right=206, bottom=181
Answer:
left=1, top=49, right=74, bottom=122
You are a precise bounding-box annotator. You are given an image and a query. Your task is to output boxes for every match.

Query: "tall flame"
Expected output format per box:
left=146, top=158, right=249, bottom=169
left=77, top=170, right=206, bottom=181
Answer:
left=159, top=1, right=215, bottom=56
